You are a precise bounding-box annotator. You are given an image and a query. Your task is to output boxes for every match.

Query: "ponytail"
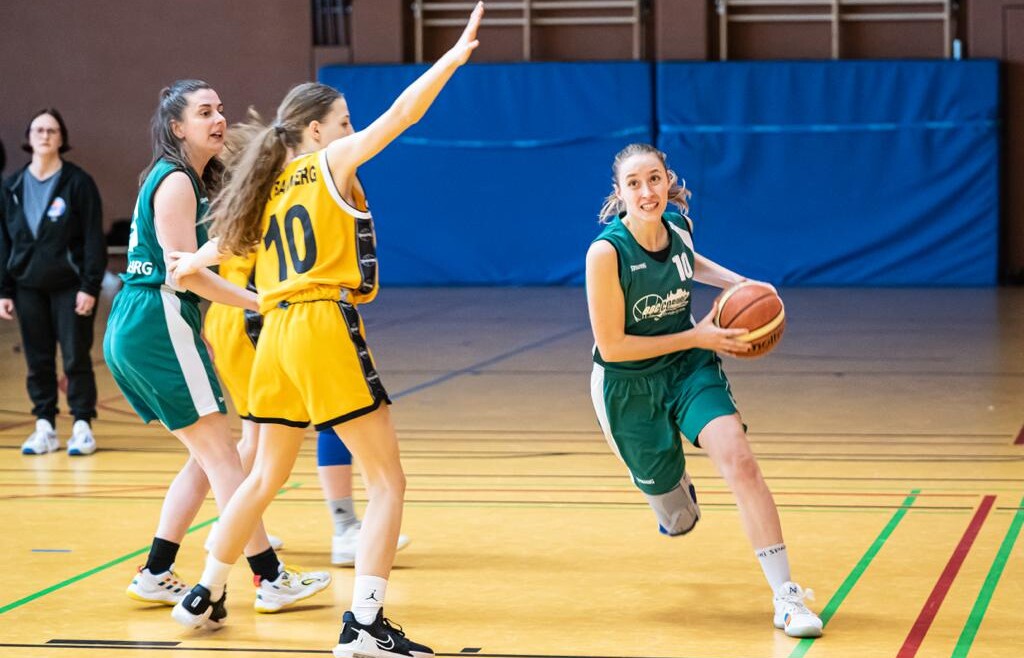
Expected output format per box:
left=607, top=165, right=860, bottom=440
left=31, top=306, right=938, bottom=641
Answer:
left=208, top=82, right=344, bottom=255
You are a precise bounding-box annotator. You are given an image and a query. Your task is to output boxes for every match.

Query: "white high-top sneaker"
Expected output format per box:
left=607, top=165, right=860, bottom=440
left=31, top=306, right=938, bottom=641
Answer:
left=126, top=564, right=189, bottom=605
left=253, top=564, right=332, bottom=613
left=21, top=419, right=59, bottom=455
left=332, top=523, right=411, bottom=566
left=67, top=420, right=97, bottom=456
left=773, top=581, right=824, bottom=638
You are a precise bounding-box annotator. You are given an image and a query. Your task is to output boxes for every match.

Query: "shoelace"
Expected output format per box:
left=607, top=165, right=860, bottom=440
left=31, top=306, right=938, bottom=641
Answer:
left=381, top=617, right=407, bottom=638
left=279, top=564, right=320, bottom=585
left=780, top=587, right=815, bottom=613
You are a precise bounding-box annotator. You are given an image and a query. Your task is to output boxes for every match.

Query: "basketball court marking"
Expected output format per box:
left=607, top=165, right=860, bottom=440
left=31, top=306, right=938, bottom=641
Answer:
left=0, top=646, right=741, bottom=658
left=1014, top=423, right=1024, bottom=445
left=390, top=324, right=589, bottom=400
left=0, top=482, right=302, bottom=615
left=788, top=489, right=919, bottom=658
left=896, top=495, right=997, bottom=658
left=951, top=495, right=1024, bottom=658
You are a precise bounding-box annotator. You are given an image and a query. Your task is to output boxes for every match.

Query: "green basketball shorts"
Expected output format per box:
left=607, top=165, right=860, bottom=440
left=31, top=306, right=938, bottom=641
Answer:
left=103, top=285, right=226, bottom=431
left=591, top=348, right=738, bottom=495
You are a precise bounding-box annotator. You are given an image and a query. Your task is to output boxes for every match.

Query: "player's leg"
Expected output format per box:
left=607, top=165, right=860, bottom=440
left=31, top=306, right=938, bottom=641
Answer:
left=591, top=364, right=700, bottom=536
left=319, top=427, right=411, bottom=566
left=127, top=457, right=208, bottom=605
left=330, top=405, right=434, bottom=658
left=699, top=415, right=821, bottom=637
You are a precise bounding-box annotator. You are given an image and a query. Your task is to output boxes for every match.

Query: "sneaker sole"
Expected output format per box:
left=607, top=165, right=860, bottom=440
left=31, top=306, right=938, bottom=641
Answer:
left=68, top=448, right=96, bottom=456
left=253, top=579, right=332, bottom=614
left=126, top=588, right=181, bottom=606
left=333, top=643, right=431, bottom=658
left=783, top=624, right=823, bottom=638
left=171, top=603, right=223, bottom=630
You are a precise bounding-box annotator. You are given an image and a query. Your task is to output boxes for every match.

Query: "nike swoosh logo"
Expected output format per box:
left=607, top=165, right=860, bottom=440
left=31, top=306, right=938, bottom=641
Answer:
left=301, top=578, right=319, bottom=586
left=376, top=635, right=396, bottom=651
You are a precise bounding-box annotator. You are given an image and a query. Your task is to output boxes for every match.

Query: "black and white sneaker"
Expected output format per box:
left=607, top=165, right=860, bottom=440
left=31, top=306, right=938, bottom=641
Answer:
left=171, top=584, right=227, bottom=630
left=333, top=609, right=433, bottom=658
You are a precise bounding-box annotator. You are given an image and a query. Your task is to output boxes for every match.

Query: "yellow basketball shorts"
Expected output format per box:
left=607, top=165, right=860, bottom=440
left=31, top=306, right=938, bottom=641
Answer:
left=248, top=286, right=390, bottom=429
left=204, top=302, right=255, bottom=418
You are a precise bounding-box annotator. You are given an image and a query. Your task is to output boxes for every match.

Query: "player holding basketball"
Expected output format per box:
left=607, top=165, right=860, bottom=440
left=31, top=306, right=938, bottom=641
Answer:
left=105, top=80, right=331, bottom=613
left=586, top=143, right=823, bottom=637
left=166, top=4, right=485, bottom=655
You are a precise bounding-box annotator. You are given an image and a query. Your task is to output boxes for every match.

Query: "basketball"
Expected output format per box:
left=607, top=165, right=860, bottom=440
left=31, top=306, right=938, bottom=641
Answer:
left=714, top=281, right=786, bottom=358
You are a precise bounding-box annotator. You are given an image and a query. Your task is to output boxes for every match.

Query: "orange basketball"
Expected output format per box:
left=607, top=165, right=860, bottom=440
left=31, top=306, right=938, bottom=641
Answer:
left=713, top=281, right=785, bottom=359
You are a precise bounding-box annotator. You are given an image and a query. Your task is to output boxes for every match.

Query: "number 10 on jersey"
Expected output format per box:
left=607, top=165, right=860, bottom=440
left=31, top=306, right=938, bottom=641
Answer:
left=264, top=204, right=318, bottom=281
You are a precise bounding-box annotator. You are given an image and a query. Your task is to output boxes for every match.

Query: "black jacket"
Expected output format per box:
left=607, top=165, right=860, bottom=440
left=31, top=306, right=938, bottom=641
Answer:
left=0, top=161, right=106, bottom=297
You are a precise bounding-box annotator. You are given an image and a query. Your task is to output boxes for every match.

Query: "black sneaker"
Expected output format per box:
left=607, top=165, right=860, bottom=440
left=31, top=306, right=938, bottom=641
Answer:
left=332, top=609, right=433, bottom=658
left=171, top=584, right=227, bottom=630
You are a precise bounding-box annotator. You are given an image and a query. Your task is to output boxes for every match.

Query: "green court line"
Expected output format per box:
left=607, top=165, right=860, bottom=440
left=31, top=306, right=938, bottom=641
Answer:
left=951, top=494, right=1024, bottom=658
left=788, top=489, right=920, bottom=658
left=0, top=482, right=301, bottom=615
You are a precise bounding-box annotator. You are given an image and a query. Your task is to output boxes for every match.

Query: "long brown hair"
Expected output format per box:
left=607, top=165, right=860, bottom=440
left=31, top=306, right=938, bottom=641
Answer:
left=209, top=82, right=343, bottom=255
left=139, top=80, right=224, bottom=194
left=597, top=143, right=691, bottom=223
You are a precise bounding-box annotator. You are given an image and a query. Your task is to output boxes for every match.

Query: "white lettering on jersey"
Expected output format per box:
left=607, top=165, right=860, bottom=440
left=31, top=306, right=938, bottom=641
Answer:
left=632, top=288, right=690, bottom=322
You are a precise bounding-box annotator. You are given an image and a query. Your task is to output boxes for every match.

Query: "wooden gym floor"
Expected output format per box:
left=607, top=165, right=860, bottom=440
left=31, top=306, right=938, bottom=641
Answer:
left=0, top=285, right=1021, bottom=658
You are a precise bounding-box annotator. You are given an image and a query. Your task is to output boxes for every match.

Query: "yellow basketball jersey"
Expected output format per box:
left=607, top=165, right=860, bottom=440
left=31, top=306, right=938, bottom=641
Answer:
left=217, top=251, right=257, bottom=289
left=254, top=150, right=378, bottom=314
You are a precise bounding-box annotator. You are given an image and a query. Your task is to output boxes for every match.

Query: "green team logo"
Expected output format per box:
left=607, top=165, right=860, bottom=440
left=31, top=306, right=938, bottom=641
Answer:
left=632, top=288, right=690, bottom=322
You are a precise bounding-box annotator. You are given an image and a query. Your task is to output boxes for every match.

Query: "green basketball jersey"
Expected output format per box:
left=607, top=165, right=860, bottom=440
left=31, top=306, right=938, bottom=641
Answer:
left=122, top=159, right=209, bottom=304
left=592, top=212, right=697, bottom=375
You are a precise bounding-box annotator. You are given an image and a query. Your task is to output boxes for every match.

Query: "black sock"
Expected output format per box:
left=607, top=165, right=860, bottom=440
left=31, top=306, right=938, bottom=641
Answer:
left=246, top=548, right=281, bottom=583
left=144, top=537, right=180, bottom=574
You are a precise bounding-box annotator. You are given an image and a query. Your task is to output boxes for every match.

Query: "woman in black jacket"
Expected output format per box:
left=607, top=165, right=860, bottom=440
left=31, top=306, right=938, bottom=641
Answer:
left=0, top=108, right=106, bottom=455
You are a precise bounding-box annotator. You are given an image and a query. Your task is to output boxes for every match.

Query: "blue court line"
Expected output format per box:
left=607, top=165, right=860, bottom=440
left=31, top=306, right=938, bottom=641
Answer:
left=391, top=324, right=589, bottom=401
left=660, top=120, right=998, bottom=135
left=396, top=126, right=648, bottom=149
left=31, top=549, right=72, bottom=553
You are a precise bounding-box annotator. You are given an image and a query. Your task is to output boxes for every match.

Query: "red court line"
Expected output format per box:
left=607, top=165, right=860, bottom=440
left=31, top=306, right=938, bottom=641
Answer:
left=1014, top=423, right=1024, bottom=445
left=896, top=495, right=996, bottom=658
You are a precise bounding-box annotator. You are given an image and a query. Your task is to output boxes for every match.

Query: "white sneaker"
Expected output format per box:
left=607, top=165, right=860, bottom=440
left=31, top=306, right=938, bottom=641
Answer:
left=204, top=521, right=284, bottom=552
left=332, top=523, right=412, bottom=567
left=67, top=420, right=97, bottom=456
left=773, top=581, right=823, bottom=638
left=21, top=419, right=59, bottom=455
left=253, top=564, right=332, bottom=613
left=126, top=564, right=189, bottom=605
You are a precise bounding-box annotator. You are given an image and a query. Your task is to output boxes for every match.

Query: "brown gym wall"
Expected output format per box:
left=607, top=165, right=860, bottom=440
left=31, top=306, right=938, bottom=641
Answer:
left=0, top=0, right=313, bottom=228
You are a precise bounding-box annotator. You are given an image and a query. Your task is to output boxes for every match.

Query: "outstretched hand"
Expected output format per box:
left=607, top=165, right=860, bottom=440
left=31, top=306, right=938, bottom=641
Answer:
left=167, top=250, right=203, bottom=284
left=692, top=303, right=752, bottom=357
left=447, top=1, right=484, bottom=66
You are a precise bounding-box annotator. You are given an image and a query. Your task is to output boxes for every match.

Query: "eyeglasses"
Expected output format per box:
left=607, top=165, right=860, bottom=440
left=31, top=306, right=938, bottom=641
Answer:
left=32, top=127, right=60, bottom=136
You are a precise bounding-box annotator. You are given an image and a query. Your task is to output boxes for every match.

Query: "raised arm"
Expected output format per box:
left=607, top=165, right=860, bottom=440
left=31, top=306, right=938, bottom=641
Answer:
left=324, top=2, right=484, bottom=181
left=153, top=173, right=257, bottom=311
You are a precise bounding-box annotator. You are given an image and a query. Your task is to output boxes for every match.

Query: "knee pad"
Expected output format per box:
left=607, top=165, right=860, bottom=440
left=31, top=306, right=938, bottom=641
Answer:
left=645, top=471, right=701, bottom=537
left=317, top=428, right=353, bottom=467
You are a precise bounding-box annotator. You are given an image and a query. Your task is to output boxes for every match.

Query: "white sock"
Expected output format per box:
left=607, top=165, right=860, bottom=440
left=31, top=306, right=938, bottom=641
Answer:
left=756, top=542, right=791, bottom=594
left=199, top=554, right=233, bottom=601
left=351, top=575, right=388, bottom=625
